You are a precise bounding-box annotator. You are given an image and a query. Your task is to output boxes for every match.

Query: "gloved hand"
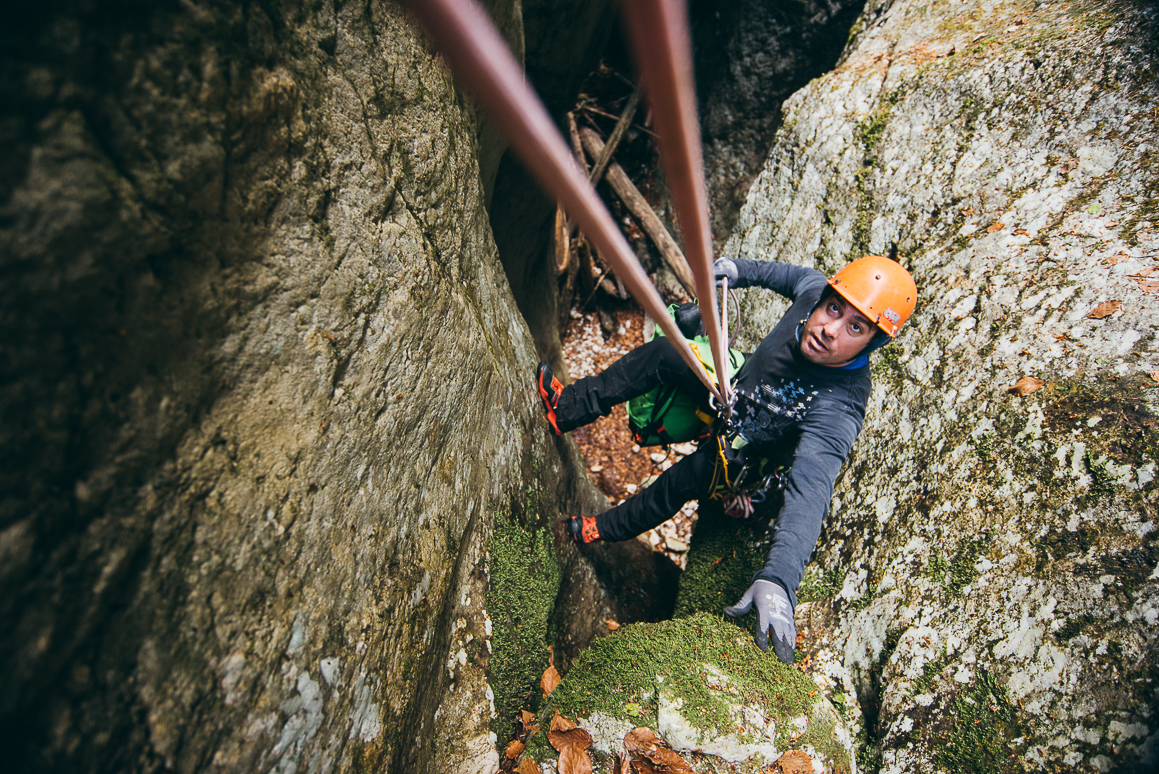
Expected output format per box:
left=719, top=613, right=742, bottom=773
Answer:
left=723, top=579, right=796, bottom=664
left=713, top=257, right=738, bottom=287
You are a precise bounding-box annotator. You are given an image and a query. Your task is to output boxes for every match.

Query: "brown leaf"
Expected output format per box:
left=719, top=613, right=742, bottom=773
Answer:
left=520, top=710, right=536, bottom=731
left=1149, top=371, right=1159, bottom=384
left=515, top=758, right=541, bottom=774
left=986, top=221, right=1005, bottom=233
left=1008, top=376, right=1046, bottom=397
left=1013, top=228, right=1030, bottom=236
left=1137, top=279, right=1159, bottom=295
left=551, top=710, right=577, bottom=733
left=623, top=728, right=694, bottom=773
left=558, top=744, right=593, bottom=774
left=548, top=728, right=593, bottom=753
left=606, top=618, right=621, bottom=631
left=1088, top=300, right=1122, bottom=319
left=1105, top=251, right=1131, bottom=265
left=616, top=752, right=632, bottom=774
left=772, top=750, right=814, bottom=774
left=541, top=664, right=561, bottom=698
left=506, top=739, right=526, bottom=759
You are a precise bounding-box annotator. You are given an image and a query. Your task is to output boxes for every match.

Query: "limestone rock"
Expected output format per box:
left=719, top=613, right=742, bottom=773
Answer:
left=721, top=0, right=1159, bottom=771
left=0, top=1, right=632, bottom=772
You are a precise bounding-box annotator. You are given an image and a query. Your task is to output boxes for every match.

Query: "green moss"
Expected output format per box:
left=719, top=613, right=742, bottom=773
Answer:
left=928, top=533, right=991, bottom=598
left=547, top=612, right=816, bottom=739
left=935, top=670, right=1022, bottom=774
left=798, top=564, right=845, bottom=603
left=673, top=507, right=766, bottom=618
left=911, top=647, right=950, bottom=695
left=486, top=494, right=561, bottom=741
left=850, top=93, right=901, bottom=258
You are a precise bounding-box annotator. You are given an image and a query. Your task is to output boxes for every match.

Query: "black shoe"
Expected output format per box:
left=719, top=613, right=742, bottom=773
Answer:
left=537, top=362, right=564, bottom=435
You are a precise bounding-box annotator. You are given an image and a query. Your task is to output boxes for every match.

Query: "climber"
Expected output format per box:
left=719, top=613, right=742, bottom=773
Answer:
left=537, top=255, right=917, bottom=664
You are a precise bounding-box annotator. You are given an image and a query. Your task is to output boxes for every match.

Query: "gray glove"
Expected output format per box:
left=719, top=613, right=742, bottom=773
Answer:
left=713, top=258, right=738, bottom=286
left=723, top=579, right=796, bottom=664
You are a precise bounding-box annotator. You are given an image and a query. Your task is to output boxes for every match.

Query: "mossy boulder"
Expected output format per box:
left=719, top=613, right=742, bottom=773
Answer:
left=525, top=612, right=854, bottom=773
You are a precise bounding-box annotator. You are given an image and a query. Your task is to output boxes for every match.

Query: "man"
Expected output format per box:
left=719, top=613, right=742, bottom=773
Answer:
left=537, top=256, right=917, bottom=663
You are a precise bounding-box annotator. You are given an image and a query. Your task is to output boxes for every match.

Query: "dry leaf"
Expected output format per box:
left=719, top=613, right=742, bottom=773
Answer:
left=551, top=710, right=577, bottom=733
left=1013, top=228, right=1030, bottom=236
left=623, top=728, right=694, bottom=773
left=1105, top=251, right=1131, bottom=265
left=772, top=750, right=814, bottom=774
left=548, top=728, right=593, bottom=753
left=506, top=739, right=527, bottom=759
left=515, top=758, right=540, bottom=774
left=558, top=744, right=593, bottom=774
left=616, top=752, right=632, bottom=774
left=961, top=207, right=976, bottom=216
left=1137, top=279, right=1159, bottom=295
left=1008, top=376, right=1046, bottom=397
left=606, top=618, right=621, bottom=631
left=1149, top=371, right=1159, bottom=384
left=986, top=221, right=1005, bottom=233
left=1132, top=267, right=1158, bottom=278
left=541, top=665, right=561, bottom=698
left=1088, top=300, right=1122, bottom=319
left=520, top=710, right=536, bottom=731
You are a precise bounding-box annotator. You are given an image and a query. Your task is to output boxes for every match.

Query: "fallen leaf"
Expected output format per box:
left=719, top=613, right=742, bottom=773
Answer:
left=506, top=739, right=526, bottom=759
left=548, top=728, right=593, bottom=753
left=1137, top=279, right=1159, bottom=295
left=520, top=710, right=536, bottom=731
left=772, top=750, right=815, bottom=774
left=961, top=207, right=976, bottom=216
left=623, top=728, right=694, bottom=773
left=606, top=618, right=621, bottom=631
left=558, top=744, right=593, bottom=774
left=1013, top=228, right=1030, bottom=236
left=1088, top=300, right=1122, bottom=319
left=616, top=752, right=632, bottom=774
left=515, top=758, right=541, bottom=774
left=1105, top=251, right=1131, bottom=265
left=1150, top=371, right=1159, bottom=384
left=541, top=664, right=562, bottom=698
left=986, top=221, right=1006, bottom=233
left=1008, top=376, right=1046, bottom=397
left=551, top=710, right=577, bottom=733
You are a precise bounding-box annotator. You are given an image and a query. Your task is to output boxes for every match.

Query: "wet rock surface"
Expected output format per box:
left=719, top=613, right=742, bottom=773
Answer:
left=719, top=0, right=1159, bottom=770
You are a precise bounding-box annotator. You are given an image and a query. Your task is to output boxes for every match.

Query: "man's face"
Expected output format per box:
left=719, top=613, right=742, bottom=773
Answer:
left=800, top=293, right=876, bottom=366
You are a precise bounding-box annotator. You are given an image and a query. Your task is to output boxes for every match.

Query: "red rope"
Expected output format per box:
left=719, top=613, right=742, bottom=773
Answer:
left=399, top=0, right=722, bottom=402
left=620, top=0, right=731, bottom=405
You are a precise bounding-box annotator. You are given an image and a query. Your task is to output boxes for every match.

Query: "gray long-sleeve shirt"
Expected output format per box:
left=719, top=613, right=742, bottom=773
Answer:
left=728, top=259, right=871, bottom=608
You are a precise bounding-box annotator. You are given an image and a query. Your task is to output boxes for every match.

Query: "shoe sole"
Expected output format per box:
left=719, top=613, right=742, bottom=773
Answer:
left=537, top=366, right=563, bottom=435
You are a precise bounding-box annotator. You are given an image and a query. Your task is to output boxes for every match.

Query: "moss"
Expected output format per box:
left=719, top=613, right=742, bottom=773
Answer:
left=911, top=647, right=950, bottom=695
left=934, top=670, right=1022, bottom=774
left=798, top=564, right=844, bottom=603
left=486, top=492, right=561, bottom=741
left=797, top=709, right=853, bottom=774
left=928, top=533, right=992, bottom=598
left=545, top=612, right=817, bottom=740
left=849, top=91, right=902, bottom=258
left=673, top=506, right=766, bottom=618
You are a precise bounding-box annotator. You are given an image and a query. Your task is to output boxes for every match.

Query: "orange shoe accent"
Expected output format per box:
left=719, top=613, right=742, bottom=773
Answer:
left=581, top=516, right=600, bottom=543
left=537, top=363, right=564, bottom=435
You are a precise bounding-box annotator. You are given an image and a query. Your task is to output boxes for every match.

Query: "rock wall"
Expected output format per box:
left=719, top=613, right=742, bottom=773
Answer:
left=0, top=1, right=639, bottom=772
left=722, top=0, right=1159, bottom=771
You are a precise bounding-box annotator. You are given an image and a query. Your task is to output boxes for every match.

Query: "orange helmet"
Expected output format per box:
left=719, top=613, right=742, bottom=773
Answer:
left=828, top=256, right=917, bottom=337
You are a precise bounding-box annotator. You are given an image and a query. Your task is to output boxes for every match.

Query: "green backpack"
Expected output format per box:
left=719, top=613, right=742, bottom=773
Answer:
left=626, top=306, right=745, bottom=447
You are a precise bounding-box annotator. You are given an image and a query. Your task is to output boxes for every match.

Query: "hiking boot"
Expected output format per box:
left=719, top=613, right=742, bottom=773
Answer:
left=566, top=516, right=601, bottom=544
left=537, top=362, right=565, bottom=435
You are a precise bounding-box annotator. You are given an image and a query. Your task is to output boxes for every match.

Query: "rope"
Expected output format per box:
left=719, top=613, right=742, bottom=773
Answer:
left=619, top=0, right=731, bottom=406
left=399, top=0, right=722, bottom=404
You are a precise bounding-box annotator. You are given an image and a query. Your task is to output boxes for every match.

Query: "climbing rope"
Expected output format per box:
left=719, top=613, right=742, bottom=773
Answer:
left=399, top=0, right=729, bottom=404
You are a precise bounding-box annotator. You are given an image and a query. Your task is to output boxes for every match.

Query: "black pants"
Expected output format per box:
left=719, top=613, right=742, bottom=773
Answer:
left=557, top=337, right=718, bottom=541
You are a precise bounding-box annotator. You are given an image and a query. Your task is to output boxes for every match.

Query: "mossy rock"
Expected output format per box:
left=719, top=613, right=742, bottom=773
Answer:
left=523, top=612, right=854, bottom=773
